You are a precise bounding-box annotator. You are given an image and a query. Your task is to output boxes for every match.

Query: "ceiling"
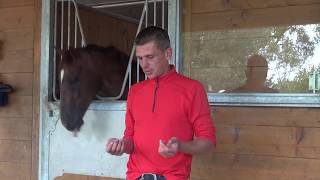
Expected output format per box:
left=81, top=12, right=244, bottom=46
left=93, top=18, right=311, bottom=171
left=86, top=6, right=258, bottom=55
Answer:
left=75, top=0, right=167, bottom=26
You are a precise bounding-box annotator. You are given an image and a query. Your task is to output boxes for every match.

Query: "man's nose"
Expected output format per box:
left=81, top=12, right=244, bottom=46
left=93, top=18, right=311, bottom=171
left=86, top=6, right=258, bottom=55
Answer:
left=139, top=59, right=148, bottom=69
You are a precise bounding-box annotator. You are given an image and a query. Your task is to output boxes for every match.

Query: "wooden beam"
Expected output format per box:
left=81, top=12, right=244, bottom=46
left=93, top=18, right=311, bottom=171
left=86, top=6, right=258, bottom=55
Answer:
left=0, top=6, right=34, bottom=30
left=0, top=73, right=33, bottom=96
left=0, top=140, right=31, bottom=163
left=32, top=0, right=41, bottom=179
left=0, top=49, right=33, bottom=73
left=190, top=4, right=320, bottom=31
left=0, top=162, right=30, bottom=180
left=55, top=173, right=124, bottom=180
left=0, top=28, right=34, bottom=51
left=213, top=107, right=320, bottom=127
left=0, top=0, right=33, bottom=8
left=0, top=96, right=32, bottom=118
left=191, top=153, right=320, bottom=179
left=191, top=0, right=320, bottom=13
left=0, top=118, right=32, bottom=140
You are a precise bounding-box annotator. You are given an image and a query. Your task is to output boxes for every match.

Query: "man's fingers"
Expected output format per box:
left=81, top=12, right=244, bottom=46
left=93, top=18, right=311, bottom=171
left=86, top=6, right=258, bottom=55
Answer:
left=111, top=139, right=119, bottom=153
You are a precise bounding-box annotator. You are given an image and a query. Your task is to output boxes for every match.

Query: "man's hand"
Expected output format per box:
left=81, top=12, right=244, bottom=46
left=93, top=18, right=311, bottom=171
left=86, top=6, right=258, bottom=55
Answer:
left=158, top=137, right=180, bottom=158
left=106, top=138, right=124, bottom=156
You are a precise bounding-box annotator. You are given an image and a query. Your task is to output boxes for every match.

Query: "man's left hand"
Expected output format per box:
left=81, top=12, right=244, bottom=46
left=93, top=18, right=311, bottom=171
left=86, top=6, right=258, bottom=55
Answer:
left=158, top=137, right=180, bottom=158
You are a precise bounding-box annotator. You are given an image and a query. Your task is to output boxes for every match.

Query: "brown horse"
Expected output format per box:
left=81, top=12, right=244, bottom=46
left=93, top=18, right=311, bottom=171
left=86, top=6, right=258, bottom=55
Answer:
left=59, top=45, right=144, bottom=132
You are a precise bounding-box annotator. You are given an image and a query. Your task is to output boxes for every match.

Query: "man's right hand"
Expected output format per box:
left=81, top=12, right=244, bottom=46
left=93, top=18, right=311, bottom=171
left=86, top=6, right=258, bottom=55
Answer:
left=106, top=138, right=124, bottom=156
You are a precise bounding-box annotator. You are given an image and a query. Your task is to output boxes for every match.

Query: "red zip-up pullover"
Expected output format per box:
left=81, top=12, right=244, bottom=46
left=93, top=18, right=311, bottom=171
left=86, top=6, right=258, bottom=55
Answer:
left=124, top=67, right=216, bottom=180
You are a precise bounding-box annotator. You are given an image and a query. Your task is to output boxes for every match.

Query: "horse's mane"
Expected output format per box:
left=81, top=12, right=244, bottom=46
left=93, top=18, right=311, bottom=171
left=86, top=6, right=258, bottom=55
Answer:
left=60, top=44, right=131, bottom=69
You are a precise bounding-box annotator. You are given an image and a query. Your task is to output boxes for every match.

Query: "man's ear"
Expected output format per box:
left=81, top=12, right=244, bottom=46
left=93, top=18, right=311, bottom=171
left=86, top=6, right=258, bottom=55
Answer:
left=165, top=48, right=173, bottom=61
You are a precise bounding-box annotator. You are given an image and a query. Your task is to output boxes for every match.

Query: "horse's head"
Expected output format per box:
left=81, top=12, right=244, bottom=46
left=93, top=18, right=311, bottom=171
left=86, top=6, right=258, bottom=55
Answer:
left=59, top=48, right=101, bottom=132
left=58, top=45, right=144, bottom=133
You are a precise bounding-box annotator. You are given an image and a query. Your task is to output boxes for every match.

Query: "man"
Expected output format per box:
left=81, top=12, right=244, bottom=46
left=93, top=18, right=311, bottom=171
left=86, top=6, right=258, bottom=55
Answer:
left=106, top=26, right=216, bottom=180
left=230, top=54, right=278, bottom=93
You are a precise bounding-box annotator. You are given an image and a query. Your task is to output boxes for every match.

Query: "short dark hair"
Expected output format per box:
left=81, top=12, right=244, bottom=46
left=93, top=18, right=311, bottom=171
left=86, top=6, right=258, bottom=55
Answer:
left=135, top=26, right=171, bottom=51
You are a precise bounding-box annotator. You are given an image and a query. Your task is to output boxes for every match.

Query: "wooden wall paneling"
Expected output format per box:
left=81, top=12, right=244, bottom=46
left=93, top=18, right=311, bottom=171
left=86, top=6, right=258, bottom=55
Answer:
left=0, top=49, right=33, bottom=73
left=0, top=0, right=34, bottom=9
left=55, top=173, right=124, bottom=180
left=190, top=4, right=320, bottom=31
left=213, top=107, right=320, bottom=127
left=0, top=140, right=31, bottom=163
left=191, top=0, right=320, bottom=13
left=32, top=0, right=41, bottom=178
left=191, top=153, right=320, bottom=180
left=0, top=6, right=34, bottom=30
left=0, top=28, right=34, bottom=51
left=214, top=124, right=320, bottom=158
left=0, top=73, right=33, bottom=95
left=0, top=118, right=32, bottom=140
left=182, top=0, right=192, bottom=77
left=0, top=162, right=31, bottom=180
left=0, top=96, right=32, bottom=118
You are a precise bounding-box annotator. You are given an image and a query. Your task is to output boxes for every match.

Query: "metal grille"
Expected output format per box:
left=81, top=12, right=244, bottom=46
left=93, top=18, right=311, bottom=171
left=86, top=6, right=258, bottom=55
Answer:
left=52, top=0, right=168, bottom=101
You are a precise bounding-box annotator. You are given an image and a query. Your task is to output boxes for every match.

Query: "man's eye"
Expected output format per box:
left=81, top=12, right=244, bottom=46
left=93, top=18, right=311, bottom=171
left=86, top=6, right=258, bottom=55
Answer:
left=146, top=55, right=154, bottom=59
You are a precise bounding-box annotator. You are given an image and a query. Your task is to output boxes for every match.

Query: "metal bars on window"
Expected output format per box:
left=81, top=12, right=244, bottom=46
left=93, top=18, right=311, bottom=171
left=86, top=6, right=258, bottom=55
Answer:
left=53, top=0, right=86, bottom=101
left=52, top=0, right=167, bottom=101
left=96, top=0, right=167, bottom=100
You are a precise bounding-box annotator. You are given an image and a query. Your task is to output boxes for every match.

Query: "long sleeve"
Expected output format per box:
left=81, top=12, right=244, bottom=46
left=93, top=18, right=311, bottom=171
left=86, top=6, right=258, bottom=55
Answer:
left=189, top=83, right=216, bottom=145
left=124, top=87, right=135, bottom=140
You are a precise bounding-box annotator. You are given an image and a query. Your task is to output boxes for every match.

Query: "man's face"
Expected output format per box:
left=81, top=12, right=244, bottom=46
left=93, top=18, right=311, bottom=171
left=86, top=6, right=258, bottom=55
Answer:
left=135, top=41, right=172, bottom=79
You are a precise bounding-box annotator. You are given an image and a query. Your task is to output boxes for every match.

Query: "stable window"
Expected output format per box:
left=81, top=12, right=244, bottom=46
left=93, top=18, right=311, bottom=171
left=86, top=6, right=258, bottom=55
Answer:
left=50, top=0, right=169, bottom=102
left=182, top=1, right=320, bottom=107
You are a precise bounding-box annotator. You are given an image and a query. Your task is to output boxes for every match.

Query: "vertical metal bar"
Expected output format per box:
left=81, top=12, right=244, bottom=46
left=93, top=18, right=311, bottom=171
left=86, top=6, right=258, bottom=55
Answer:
left=39, top=0, right=52, bottom=178
left=74, top=5, right=77, bottom=47
left=97, top=3, right=147, bottom=100
left=67, top=0, right=70, bottom=49
left=145, top=0, right=148, bottom=27
left=154, top=0, right=156, bottom=26
left=168, top=0, right=181, bottom=72
left=54, top=0, right=57, bottom=55
left=60, top=0, right=64, bottom=50
left=162, top=0, right=164, bottom=28
left=72, top=0, right=86, bottom=46
left=52, top=0, right=58, bottom=101
left=313, top=70, right=316, bottom=93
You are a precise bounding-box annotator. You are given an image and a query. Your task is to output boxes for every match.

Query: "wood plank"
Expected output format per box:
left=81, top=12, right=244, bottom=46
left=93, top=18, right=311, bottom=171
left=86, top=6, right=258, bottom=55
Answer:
left=0, top=119, right=32, bottom=140
left=0, top=96, right=32, bottom=118
left=0, top=6, right=34, bottom=30
left=191, top=4, right=320, bottom=31
left=213, top=107, right=320, bottom=127
left=0, top=73, right=33, bottom=96
left=0, top=140, right=31, bottom=163
left=191, top=0, right=320, bottom=13
left=216, top=124, right=320, bottom=147
left=0, top=0, right=33, bottom=8
left=216, top=124, right=297, bottom=145
left=32, top=0, right=41, bottom=179
left=0, top=162, right=30, bottom=180
left=55, top=173, right=123, bottom=180
left=0, top=49, right=33, bottom=73
left=0, top=28, right=34, bottom=51
left=191, top=153, right=320, bottom=180
left=215, top=143, right=320, bottom=159
left=214, top=124, right=320, bottom=158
